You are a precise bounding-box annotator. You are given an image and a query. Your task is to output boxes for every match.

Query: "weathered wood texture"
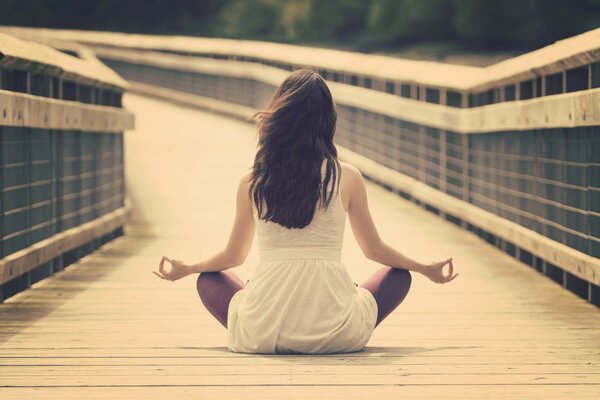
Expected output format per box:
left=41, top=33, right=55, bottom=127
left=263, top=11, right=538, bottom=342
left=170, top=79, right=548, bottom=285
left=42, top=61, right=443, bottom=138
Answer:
left=1, top=95, right=599, bottom=399
left=0, top=89, right=135, bottom=131
left=92, top=47, right=600, bottom=132
left=0, top=31, right=127, bottom=89
left=2, top=26, right=599, bottom=91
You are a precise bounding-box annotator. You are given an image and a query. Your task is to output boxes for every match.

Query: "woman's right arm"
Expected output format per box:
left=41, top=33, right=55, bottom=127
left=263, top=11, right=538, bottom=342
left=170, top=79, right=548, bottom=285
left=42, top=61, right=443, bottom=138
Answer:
left=344, top=163, right=458, bottom=284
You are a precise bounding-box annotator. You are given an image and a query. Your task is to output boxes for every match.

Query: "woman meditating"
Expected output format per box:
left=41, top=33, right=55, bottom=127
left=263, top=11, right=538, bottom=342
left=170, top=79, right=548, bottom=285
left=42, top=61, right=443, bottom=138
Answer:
left=153, top=69, right=458, bottom=354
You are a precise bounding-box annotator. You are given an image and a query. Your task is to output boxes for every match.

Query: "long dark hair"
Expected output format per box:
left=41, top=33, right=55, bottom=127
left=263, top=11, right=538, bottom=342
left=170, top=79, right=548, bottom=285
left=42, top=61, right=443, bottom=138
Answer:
left=249, top=68, right=341, bottom=229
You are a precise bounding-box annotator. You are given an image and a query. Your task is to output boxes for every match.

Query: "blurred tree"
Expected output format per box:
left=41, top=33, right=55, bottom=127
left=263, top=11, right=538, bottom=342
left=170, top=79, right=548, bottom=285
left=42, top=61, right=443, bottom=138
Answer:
left=0, top=0, right=598, bottom=51
left=217, top=0, right=285, bottom=40
left=366, top=0, right=455, bottom=46
left=452, top=0, right=600, bottom=49
left=280, top=0, right=311, bottom=40
left=297, top=0, right=370, bottom=42
left=0, top=0, right=228, bottom=35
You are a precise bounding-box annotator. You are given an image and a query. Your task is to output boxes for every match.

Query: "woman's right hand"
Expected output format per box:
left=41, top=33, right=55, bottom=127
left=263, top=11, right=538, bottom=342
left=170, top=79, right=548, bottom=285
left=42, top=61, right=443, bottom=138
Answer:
left=421, top=258, right=458, bottom=284
left=153, top=256, right=192, bottom=282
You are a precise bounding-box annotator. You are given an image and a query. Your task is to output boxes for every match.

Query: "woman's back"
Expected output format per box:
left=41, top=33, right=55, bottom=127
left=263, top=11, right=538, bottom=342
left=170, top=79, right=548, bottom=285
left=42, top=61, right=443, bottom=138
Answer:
left=227, top=159, right=378, bottom=354
left=254, top=158, right=346, bottom=257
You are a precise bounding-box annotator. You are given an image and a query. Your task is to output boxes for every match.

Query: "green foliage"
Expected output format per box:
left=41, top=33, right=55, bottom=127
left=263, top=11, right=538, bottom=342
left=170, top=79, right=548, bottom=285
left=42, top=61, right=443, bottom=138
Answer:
left=366, top=0, right=454, bottom=45
left=302, top=0, right=370, bottom=41
left=218, top=0, right=285, bottom=40
left=0, top=0, right=228, bottom=35
left=0, top=0, right=598, bottom=50
left=451, top=0, right=600, bottom=49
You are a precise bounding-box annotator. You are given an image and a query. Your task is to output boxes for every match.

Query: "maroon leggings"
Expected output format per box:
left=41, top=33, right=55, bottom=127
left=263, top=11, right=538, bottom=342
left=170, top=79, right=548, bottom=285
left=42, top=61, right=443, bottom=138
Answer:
left=196, top=266, right=412, bottom=329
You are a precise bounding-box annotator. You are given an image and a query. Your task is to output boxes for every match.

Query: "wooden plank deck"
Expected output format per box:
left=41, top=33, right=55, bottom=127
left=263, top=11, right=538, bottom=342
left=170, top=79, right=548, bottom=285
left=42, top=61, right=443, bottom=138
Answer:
left=1, top=94, right=599, bottom=399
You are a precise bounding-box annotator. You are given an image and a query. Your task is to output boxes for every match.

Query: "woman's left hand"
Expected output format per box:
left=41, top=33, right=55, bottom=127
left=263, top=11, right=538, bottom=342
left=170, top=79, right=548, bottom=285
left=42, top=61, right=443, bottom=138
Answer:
left=421, top=258, right=458, bottom=284
left=153, top=256, right=192, bottom=282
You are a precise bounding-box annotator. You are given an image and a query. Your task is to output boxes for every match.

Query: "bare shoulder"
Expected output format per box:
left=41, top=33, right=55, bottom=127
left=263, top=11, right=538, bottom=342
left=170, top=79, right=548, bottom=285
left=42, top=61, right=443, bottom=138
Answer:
left=338, top=160, right=363, bottom=183
left=238, top=171, right=253, bottom=198
left=337, top=161, right=366, bottom=211
left=240, top=170, right=253, bottom=184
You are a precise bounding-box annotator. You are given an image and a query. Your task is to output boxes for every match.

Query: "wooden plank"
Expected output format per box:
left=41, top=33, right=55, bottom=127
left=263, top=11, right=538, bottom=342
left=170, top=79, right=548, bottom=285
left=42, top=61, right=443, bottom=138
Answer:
left=3, top=26, right=600, bottom=93
left=2, top=356, right=599, bottom=366
left=95, top=47, right=600, bottom=133
left=0, top=31, right=128, bottom=88
left=2, top=319, right=600, bottom=338
left=0, top=89, right=135, bottom=132
left=2, top=374, right=600, bottom=387
left=0, top=200, right=132, bottom=284
left=3, top=363, right=600, bottom=375
left=130, top=82, right=256, bottom=123
left=1, top=385, right=600, bottom=400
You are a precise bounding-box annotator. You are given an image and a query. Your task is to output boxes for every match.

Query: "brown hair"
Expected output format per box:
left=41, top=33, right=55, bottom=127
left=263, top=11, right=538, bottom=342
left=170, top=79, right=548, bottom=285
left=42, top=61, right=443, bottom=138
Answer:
left=248, top=68, right=341, bottom=229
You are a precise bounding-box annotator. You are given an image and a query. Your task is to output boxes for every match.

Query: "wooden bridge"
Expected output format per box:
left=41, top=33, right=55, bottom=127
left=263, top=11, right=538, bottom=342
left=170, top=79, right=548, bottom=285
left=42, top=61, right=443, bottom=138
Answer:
left=0, top=27, right=599, bottom=398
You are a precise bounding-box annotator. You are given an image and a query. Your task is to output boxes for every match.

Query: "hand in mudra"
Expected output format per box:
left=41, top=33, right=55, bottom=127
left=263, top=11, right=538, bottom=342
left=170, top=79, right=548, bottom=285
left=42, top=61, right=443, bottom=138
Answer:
left=153, top=256, right=191, bottom=282
left=422, top=258, right=458, bottom=284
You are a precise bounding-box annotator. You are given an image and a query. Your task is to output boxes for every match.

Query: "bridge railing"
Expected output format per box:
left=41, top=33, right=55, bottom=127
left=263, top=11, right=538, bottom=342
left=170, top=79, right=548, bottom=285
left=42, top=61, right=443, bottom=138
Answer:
left=4, top=26, right=597, bottom=306
left=0, top=32, right=134, bottom=301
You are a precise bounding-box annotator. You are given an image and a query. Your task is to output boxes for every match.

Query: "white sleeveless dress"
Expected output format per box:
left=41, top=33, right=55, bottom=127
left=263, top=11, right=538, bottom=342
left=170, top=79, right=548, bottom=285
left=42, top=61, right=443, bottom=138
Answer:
left=227, top=159, right=378, bottom=354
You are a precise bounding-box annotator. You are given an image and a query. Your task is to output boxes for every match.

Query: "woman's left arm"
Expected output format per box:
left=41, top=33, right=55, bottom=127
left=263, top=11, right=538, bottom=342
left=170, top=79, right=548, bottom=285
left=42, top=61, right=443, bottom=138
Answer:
left=154, top=173, right=255, bottom=281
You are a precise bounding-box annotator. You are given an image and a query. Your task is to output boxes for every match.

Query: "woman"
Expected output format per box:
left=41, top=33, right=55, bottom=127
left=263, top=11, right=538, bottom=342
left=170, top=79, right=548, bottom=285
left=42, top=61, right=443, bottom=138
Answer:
left=153, top=69, right=458, bottom=354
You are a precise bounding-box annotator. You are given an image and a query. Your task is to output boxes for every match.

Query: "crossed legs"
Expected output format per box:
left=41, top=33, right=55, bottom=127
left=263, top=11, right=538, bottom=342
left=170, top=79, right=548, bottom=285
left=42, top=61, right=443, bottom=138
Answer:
left=196, top=266, right=411, bottom=329
left=196, top=270, right=245, bottom=328
left=358, top=267, right=412, bottom=327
